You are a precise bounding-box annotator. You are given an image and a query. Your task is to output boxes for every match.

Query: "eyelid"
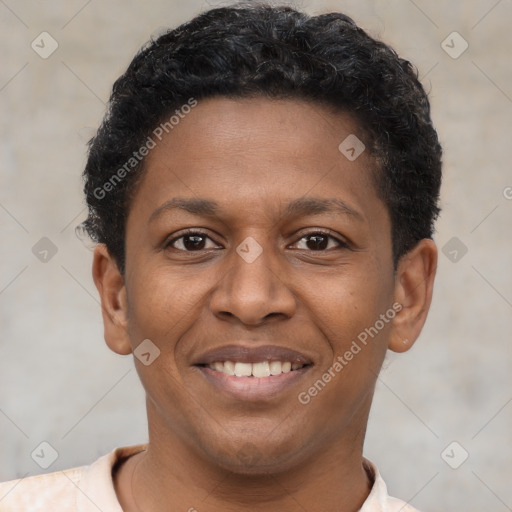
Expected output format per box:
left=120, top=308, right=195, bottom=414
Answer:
left=165, top=228, right=350, bottom=252
left=164, top=228, right=221, bottom=249
left=290, top=228, right=350, bottom=249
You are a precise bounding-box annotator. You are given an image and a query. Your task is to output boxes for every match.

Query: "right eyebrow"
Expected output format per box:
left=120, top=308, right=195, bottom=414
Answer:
left=148, top=197, right=221, bottom=224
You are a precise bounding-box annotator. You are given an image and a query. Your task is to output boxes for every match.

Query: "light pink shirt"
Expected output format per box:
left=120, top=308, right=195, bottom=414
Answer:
left=0, top=445, right=420, bottom=511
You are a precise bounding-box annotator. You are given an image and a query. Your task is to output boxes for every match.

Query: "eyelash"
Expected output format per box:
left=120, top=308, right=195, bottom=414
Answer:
left=164, top=228, right=349, bottom=252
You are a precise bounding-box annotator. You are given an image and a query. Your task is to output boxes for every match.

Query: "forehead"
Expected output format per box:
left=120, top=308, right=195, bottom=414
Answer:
left=149, top=97, right=366, bottom=162
left=129, top=96, right=385, bottom=226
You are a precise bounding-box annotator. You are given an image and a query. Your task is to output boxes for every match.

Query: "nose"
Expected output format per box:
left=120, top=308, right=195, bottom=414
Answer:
left=209, top=238, right=296, bottom=326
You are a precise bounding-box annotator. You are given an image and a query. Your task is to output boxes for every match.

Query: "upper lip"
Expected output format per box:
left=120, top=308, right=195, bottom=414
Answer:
left=194, top=344, right=313, bottom=365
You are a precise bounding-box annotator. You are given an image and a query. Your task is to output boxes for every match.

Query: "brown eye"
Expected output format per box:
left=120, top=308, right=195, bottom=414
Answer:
left=293, top=231, right=348, bottom=251
left=166, top=231, right=219, bottom=251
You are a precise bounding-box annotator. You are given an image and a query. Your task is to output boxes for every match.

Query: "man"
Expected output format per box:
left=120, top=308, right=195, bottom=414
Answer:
left=0, top=3, right=441, bottom=510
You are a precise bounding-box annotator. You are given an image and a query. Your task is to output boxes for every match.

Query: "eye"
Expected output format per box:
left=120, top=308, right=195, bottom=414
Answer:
left=291, top=230, right=348, bottom=251
left=164, top=229, right=348, bottom=252
left=165, top=230, right=220, bottom=252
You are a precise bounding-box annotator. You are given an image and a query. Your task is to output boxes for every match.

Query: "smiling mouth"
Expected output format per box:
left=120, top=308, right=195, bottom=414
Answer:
left=199, top=360, right=311, bottom=378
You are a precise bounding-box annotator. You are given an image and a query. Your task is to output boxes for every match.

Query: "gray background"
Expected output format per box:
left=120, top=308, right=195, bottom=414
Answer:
left=1, top=1, right=511, bottom=511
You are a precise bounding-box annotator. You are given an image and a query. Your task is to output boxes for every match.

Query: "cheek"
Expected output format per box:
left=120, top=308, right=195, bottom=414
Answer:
left=123, top=268, right=206, bottom=408
left=126, top=264, right=208, bottom=343
left=304, top=269, right=393, bottom=394
left=124, top=264, right=222, bottom=392
left=310, top=264, right=392, bottom=338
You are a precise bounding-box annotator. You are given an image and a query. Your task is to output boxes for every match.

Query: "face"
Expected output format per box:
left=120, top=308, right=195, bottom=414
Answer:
left=94, top=97, right=436, bottom=474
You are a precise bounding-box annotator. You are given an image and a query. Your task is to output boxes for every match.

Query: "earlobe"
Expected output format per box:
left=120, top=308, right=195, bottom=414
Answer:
left=388, top=239, right=437, bottom=353
left=92, top=244, right=132, bottom=355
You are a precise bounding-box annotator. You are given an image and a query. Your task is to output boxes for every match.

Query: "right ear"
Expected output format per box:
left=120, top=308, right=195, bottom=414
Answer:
left=92, top=244, right=132, bottom=355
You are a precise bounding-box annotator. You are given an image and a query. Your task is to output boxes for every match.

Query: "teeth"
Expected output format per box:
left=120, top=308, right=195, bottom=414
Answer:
left=234, top=362, right=252, bottom=377
left=252, top=361, right=270, bottom=378
left=207, top=360, right=305, bottom=377
left=223, top=360, right=235, bottom=375
left=269, top=361, right=282, bottom=375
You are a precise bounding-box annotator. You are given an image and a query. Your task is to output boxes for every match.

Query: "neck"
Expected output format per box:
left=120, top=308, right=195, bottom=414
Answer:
left=116, top=400, right=373, bottom=512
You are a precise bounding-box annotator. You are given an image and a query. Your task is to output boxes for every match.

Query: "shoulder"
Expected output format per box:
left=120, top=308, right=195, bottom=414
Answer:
left=384, top=496, right=422, bottom=512
left=0, top=444, right=146, bottom=512
left=0, top=466, right=84, bottom=511
left=361, top=458, right=422, bottom=512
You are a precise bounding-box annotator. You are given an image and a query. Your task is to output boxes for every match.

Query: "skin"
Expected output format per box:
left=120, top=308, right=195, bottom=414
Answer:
left=92, top=97, right=437, bottom=512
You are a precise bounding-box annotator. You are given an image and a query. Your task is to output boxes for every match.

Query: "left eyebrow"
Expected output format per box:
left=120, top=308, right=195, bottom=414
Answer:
left=283, top=197, right=364, bottom=222
left=148, top=196, right=364, bottom=224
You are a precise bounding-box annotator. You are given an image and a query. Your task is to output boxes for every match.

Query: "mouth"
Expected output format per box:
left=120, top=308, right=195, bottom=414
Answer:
left=193, top=344, right=314, bottom=401
left=198, top=360, right=309, bottom=377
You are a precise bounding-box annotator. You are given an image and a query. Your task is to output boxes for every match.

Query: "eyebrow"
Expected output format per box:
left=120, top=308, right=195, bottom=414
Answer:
left=148, top=196, right=364, bottom=223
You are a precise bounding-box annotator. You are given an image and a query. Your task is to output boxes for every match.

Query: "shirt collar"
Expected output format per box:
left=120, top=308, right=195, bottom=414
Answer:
left=76, top=445, right=417, bottom=512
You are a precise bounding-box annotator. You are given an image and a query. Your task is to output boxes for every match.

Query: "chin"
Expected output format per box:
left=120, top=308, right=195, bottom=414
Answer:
left=201, top=435, right=308, bottom=476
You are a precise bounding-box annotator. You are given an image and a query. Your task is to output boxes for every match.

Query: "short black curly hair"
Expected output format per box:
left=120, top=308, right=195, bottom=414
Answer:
left=81, top=2, right=442, bottom=275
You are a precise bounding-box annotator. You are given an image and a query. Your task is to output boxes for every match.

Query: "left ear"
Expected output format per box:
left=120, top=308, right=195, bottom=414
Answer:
left=388, top=238, right=437, bottom=353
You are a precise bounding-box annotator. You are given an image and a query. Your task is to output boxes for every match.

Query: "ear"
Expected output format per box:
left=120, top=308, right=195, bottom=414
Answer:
left=388, top=239, right=437, bottom=353
left=92, top=244, right=132, bottom=355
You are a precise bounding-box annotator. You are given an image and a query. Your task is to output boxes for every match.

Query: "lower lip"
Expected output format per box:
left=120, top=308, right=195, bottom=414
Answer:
left=197, top=366, right=311, bottom=402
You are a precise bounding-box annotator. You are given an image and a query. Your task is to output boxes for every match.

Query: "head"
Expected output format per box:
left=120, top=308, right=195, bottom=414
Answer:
left=84, top=4, right=441, bottom=474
